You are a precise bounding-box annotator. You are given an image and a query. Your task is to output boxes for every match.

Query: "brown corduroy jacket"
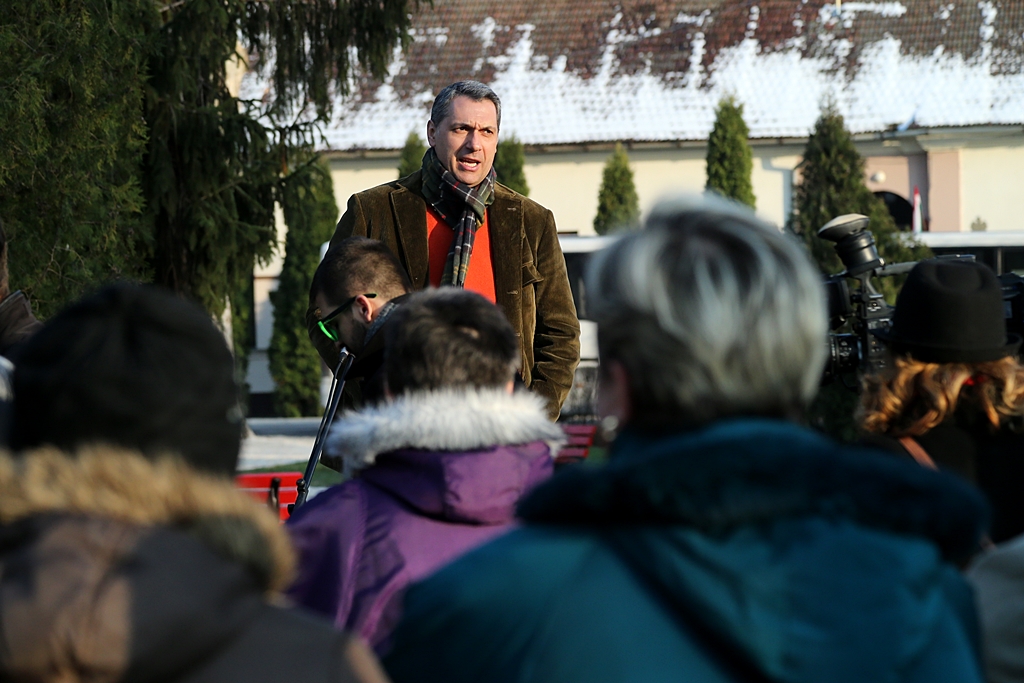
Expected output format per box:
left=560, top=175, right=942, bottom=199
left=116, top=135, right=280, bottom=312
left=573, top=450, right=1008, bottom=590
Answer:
left=310, top=170, right=580, bottom=418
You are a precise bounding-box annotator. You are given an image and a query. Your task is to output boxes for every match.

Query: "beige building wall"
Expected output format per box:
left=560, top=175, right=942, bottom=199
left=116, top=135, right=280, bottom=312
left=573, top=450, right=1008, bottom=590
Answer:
left=961, top=144, right=1024, bottom=232
left=752, top=151, right=802, bottom=229
left=328, top=157, right=402, bottom=214
left=926, top=150, right=962, bottom=232
left=524, top=145, right=801, bottom=234
left=523, top=150, right=605, bottom=235
left=325, top=144, right=803, bottom=238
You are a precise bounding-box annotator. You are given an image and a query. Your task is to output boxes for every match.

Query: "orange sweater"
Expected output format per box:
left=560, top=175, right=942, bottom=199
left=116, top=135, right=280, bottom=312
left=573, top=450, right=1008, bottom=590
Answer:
left=426, top=208, right=496, bottom=303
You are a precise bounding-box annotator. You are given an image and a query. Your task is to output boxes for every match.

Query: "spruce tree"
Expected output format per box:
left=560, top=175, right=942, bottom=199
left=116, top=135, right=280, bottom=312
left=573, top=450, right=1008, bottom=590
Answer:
left=594, top=143, right=640, bottom=235
left=495, top=135, right=530, bottom=196
left=793, top=105, right=931, bottom=442
left=0, top=0, right=152, bottom=318
left=705, top=97, right=756, bottom=209
left=793, top=104, right=930, bottom=303
left=146, top=0, right=418, bottom=335
left=397, top=132, right=426, bottom=178
left=269, top=157, right=338, bottom=416
left=1, top=0, right=416, bottom=328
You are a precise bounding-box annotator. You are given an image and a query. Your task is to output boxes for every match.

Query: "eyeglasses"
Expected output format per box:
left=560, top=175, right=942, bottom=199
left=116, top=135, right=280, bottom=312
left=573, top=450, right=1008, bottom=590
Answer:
left=316, top=293, right=377, bottom=342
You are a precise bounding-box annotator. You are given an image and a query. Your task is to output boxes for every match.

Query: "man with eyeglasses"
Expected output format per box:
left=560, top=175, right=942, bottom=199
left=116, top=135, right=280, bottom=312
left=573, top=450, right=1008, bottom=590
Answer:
left=310, top=237, right=412, bottom=408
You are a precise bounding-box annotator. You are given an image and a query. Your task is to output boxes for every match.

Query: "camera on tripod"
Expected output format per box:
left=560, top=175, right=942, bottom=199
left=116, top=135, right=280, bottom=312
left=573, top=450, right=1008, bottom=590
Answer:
left=820, top=215, right=1024, bottom=383
left=820, top=214, right=911, bottom=382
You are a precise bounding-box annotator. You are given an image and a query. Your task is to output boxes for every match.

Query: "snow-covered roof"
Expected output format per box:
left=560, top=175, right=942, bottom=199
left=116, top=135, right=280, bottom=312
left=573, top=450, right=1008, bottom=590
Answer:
left=241, top=0, right=1024, bottom=151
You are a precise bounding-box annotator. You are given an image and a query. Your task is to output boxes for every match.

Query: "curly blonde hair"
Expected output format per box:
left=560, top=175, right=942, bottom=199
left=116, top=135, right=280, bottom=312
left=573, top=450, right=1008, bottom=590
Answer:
left=859, top=355, right=1024, bottom=437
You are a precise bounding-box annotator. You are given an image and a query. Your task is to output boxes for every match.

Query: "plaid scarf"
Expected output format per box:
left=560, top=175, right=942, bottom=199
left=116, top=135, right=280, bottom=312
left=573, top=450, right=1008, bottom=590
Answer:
left=420, top=147, right=496, bottom=287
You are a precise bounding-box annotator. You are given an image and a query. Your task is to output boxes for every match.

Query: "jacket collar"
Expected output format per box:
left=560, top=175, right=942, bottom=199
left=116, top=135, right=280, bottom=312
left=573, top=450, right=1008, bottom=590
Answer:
left=519, top=418, right=989, bottom=562
left=389, top=170, right=523, bottom=315
left=326, top=388, right=565, bottom=477
left=0, top=447, right=294, bottom=592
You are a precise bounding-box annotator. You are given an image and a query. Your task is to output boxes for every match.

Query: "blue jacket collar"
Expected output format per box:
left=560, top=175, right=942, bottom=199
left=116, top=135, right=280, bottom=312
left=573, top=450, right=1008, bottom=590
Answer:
left=519, top=418, right=988, bottom=562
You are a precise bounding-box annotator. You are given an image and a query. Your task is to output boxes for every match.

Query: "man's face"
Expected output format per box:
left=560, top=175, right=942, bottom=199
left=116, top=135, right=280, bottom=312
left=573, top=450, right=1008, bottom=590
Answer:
left=315, top=291, right=368, bottom=353
left=427, top=95, right=498, bottom=187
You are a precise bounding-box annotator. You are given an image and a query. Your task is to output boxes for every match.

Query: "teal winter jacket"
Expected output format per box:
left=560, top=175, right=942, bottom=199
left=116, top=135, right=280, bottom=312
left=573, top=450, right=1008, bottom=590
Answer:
left=384, top=419, right=988, bottom=683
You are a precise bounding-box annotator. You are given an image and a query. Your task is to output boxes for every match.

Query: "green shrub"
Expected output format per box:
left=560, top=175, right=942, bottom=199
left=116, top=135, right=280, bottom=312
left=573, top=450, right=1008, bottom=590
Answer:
left=397, top=132, right=426, bottom=178
left=594, top=143, right=640, bottom=235
left=705, top=97, right=756, bottom=209
left=269, top=158, right=338, bottom=417
left=495, top=135, right=530, bottom=196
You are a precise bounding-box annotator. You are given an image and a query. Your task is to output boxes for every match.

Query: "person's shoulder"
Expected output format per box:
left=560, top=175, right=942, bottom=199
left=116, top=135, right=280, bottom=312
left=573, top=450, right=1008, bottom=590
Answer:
left=406, top=525, right=600, bottom=617
left=286, top=479, right=367, bottom=531
left=351, top=170, right=422, bottom=204
left=384, top=526, right=603, bottom=682
left=494, top=183, right=552, bottom=218
left=185, top=602, right=379, bottom=683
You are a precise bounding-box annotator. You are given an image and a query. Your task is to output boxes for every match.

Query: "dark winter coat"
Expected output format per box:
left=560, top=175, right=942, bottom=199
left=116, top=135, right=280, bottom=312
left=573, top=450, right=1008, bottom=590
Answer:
left=0, top=290, right=41, bottom=357
left=287, top=389, right=562, bottom=654
left=861, top=410, right=1024, bottom=543
left=968, top=534, right=1024, bottom=683
left=308, top=170, right=581, bottom=418
left=0, top=447, right=386, bottom=683
left=384, top=419, right=989, bottom=683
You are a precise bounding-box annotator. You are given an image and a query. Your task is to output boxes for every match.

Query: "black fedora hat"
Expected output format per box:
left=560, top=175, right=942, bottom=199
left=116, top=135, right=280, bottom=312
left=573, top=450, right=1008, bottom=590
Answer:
left=873, top=259, right=1021, bottom=363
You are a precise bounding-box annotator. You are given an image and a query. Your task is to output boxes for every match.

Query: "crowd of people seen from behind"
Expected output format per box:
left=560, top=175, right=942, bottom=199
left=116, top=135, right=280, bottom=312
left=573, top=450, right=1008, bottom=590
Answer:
left=1, top=79, right=1024, bottom=683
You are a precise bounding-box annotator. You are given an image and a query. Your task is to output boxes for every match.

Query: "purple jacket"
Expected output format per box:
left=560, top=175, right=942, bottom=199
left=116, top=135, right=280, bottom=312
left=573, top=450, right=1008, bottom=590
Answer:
left=286, top=389, right=562, bottom=653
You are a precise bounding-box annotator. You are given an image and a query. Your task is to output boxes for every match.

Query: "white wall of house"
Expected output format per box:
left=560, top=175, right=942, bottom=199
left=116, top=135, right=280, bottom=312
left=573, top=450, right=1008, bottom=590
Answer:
left=961, top=143, right=1024, bottom=233
left=325, top=142, right=805, bottom=236
left=248, top=204, right=288, bottom=394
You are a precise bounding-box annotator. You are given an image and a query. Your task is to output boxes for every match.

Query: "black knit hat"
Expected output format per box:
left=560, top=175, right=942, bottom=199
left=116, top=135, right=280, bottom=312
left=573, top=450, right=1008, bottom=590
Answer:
left=873, top=259, right=1021, bottom=363
left=9, top=283, right=242, bottom=475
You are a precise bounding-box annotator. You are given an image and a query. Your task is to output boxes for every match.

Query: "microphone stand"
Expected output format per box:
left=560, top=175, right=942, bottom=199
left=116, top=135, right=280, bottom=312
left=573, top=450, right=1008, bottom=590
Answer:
left=292, top=348, right=356, bottom=512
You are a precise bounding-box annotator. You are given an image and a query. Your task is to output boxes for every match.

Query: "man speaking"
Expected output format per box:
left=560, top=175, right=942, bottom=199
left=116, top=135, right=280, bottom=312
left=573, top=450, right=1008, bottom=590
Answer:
left=313, top=81, right=580, bottom=418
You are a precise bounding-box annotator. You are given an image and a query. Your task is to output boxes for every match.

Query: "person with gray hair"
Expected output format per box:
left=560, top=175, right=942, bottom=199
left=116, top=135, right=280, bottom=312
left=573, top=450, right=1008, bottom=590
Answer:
left=311, top=80, right=580, bottom=419
left=381, top=195, right=989, bottom=683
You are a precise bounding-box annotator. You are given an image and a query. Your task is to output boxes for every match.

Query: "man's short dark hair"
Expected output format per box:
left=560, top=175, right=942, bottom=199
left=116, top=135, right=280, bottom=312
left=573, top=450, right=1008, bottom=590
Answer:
left=10, top=283, right=242, bottom=475
left=311, top=237, right=412, bottom=308
left=385, top=289, right=519, bottom=394
left=430, top=81, right=502, bottom=129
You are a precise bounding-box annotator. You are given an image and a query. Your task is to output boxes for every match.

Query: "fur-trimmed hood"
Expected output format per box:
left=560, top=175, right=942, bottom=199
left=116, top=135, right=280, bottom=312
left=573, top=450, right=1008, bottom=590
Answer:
left=325, top=388, right=565, bottom=476
left=0, top=446, right=294, bottom=592
left=0, top=448, right=372, bottom=683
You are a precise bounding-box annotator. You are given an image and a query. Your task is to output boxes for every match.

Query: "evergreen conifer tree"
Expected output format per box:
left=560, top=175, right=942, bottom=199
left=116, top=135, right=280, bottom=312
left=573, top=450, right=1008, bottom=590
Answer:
left=0, top=0, right=152, bottom=318
left=1, top=0, right=415, bottom=328
left=594, top=143, right=640, bottom=235
left=269, top=158, right=338, bottom=416
left=705, top=97, right=756, bottom=208
left=495, top=135, right=530, bottom=196
left=793, top=105, right=930, bottom=302
left=793, top=104, right=931, bottom=441
left=397, top=132, right=426, bottom=178
left=146, top=0, right=416, bottom=336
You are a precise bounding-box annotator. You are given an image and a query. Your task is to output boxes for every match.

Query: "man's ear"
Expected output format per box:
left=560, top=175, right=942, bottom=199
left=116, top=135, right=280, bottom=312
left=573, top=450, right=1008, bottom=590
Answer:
left=426, top=119, right=436, bottom=147
left=353, top=295, right=375, bottom=324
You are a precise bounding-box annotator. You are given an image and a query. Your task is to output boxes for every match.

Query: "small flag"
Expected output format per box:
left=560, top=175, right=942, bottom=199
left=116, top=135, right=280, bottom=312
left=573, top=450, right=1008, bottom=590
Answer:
left=912, top=185, right=923, bottom=233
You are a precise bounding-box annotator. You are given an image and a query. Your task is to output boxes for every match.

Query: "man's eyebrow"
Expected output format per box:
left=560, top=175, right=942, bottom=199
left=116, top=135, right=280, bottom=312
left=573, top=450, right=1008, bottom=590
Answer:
left=449, top=121, right=496, bottom=131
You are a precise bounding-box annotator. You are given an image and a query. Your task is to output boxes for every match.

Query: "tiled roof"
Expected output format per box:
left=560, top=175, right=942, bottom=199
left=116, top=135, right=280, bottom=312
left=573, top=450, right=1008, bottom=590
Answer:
left=241, top=1, right=1024, bottom=151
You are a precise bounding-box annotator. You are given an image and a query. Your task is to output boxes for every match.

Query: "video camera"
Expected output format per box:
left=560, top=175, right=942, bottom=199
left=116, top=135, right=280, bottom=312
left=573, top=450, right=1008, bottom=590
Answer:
left=820, top=214, right=910, bottom=382
left=820, top=214, right=1024, bottom=383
